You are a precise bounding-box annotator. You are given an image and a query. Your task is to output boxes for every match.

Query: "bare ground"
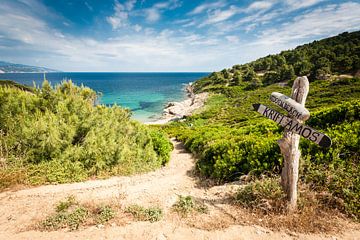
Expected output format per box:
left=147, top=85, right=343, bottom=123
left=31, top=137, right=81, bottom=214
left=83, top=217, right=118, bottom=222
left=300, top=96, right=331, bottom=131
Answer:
left=0, top=139, right=359, bottom=240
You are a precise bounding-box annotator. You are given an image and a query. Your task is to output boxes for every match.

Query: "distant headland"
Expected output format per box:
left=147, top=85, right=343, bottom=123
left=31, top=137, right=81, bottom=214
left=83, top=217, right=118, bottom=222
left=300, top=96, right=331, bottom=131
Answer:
left=0, top=61, right=59, bottom=73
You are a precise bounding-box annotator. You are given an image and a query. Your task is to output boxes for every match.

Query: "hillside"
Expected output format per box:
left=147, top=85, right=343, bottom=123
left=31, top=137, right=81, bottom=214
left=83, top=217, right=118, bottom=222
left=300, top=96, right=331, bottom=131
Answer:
left=164, top=31, right=360, bottom=220
left=193, top=31, right=360, bottom=93
left=0, top=61, right=58, bottom=73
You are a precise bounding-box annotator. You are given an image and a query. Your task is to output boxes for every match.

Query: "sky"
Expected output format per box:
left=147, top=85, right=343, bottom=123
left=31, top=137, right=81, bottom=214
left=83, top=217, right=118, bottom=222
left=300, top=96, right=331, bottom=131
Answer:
left=0, top=0, right=359, bottom=72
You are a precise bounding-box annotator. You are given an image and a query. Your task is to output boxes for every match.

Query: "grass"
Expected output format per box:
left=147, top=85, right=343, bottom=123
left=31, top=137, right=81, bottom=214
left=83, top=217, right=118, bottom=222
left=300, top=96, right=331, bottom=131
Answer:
left=125, top=204, right=163, bottom=222
left=39, top=196, right=116, bottom=231
left=172, top=195, right=208, bottom=217
left=233, top=177, right=351, bottom=233
left=236, top=178, right=286, bottom=213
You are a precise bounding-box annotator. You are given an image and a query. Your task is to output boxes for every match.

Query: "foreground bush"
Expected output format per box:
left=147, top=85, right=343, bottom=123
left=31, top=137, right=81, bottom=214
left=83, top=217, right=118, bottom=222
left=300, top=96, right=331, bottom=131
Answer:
left=0, top=80, right=172, bottom=188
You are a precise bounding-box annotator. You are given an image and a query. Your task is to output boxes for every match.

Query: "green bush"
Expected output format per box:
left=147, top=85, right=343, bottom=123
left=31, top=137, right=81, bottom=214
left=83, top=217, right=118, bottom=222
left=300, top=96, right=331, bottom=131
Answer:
left=0, top=80, right=173, bottom=188
left=301, top=120, right=360, bottom=220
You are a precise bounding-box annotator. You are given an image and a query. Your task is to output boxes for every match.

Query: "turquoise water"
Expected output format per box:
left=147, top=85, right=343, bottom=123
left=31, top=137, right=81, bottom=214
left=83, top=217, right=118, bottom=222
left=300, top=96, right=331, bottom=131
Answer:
left=0, top=72, right=209, bottom=122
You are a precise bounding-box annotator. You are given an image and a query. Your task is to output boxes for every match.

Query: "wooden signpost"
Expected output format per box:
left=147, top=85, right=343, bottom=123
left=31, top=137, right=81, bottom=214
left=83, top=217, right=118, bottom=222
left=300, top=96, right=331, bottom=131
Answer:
left=252, top=104, right=331, bottom=147
left=253, top=76, right=332, bottom=211
left=270, top=92, right=310, bottom=121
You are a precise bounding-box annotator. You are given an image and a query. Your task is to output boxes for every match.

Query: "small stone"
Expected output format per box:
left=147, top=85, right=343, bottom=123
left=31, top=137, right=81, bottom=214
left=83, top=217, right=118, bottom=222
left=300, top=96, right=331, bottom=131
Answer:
left=96, top=224, right=104, bottom=229
left=156, top=233, right=167, bottom=240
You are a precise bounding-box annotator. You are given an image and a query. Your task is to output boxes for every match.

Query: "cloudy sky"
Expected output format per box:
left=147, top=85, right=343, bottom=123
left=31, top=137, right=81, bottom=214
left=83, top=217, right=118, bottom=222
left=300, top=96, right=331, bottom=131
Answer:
left=0, top=0, right=359, bottom=72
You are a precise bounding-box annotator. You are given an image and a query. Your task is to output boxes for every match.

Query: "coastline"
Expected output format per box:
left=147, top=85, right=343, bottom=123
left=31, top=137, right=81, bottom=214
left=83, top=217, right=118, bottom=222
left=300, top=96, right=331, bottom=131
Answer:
left=144, top=83, right=208, bottom=125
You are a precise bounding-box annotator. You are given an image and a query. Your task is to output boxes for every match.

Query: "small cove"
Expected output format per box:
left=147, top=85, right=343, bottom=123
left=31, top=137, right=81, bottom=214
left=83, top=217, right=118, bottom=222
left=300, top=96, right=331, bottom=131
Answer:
left=0, top=72, right=209, bottom=122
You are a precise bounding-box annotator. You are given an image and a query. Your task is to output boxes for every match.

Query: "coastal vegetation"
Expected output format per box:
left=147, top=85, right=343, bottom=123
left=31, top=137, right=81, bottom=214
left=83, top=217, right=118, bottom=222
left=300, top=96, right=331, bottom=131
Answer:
left=0, top=80, right=172, bottom=189
left=163, top=31, right=360, bottom=219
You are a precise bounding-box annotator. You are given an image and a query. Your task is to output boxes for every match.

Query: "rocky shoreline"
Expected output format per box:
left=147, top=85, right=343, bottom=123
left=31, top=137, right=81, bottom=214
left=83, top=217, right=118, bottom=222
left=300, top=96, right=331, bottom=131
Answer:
left=145, top=83, right=208, bottom=125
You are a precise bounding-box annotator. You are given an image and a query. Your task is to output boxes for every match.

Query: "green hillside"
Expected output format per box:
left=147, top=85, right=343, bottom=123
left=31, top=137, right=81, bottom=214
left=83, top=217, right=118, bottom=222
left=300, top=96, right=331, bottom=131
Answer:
left=165, top=31, right=360, bottom=219
left=194, top=31, right=360, bottom=93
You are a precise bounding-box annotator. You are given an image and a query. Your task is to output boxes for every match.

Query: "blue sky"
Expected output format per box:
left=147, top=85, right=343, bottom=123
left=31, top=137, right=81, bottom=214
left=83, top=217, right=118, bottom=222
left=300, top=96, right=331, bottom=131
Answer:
left=0, top=0, right=359, bottom=72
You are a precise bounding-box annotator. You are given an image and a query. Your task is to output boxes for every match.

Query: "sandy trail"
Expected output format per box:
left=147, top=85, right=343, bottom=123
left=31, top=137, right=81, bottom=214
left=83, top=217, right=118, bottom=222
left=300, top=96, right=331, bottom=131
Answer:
left=0, top=140, right=359, bottom=240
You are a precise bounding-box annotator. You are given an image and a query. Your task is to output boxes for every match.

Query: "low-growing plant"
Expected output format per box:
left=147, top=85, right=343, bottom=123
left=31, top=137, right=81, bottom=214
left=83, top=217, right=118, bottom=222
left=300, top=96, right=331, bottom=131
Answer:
left=172, top=195, right=208, bottom=217
left=56, top=195, right=77, bottom=212
left=41, top=206, right=89, bottom=231
left=125, top=204, right=163, bottom=222
left=39, top=196, right=117, bottom=231
left=96, top=205, right=116, bottom=224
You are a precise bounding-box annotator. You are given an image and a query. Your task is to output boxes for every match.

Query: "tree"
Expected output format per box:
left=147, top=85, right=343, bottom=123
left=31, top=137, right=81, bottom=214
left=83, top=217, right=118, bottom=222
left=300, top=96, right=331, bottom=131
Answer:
left=280, top=65, right=296, bottom=82
left=294, top=61, right=313, bottom=76
left=231, top=72, right=242, bottom=86
left=243, top=67, right=256, bottom=82
left=263, top=71, right=280, bottom=85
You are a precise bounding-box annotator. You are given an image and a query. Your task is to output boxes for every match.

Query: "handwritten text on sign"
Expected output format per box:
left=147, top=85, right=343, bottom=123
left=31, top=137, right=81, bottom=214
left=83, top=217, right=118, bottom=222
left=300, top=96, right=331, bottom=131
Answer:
left=253, top=104, right=331, bottom=147
left=270, top=92, right=310, bottom=121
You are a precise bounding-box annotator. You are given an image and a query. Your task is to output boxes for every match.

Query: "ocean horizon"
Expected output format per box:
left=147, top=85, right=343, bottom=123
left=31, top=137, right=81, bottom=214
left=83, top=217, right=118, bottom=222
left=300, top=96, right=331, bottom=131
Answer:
left=0, top=72, right=209, bottom=122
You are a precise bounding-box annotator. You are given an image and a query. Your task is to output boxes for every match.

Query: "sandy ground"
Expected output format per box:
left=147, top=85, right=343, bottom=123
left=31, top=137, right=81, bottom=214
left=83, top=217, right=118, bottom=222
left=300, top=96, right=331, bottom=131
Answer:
left=0, top=140, right=359, bottom=240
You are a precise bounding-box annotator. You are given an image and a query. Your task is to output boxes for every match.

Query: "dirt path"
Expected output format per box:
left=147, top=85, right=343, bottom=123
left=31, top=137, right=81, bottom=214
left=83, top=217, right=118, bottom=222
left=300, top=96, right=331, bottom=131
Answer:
left=0, top=140, right=359, bottom=240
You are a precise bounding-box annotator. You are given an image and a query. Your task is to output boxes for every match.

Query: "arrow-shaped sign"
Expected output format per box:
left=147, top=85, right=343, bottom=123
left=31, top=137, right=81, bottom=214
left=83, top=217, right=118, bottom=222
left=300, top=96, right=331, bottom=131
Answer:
left=253, top=103, right=332, bottom=148
left=270, top=92, right=310, bottom=121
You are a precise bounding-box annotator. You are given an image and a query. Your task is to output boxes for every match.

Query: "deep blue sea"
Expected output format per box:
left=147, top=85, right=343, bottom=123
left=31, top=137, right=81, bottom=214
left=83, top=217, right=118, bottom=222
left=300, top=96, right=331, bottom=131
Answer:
left=0, top=72, right=209, bottom=122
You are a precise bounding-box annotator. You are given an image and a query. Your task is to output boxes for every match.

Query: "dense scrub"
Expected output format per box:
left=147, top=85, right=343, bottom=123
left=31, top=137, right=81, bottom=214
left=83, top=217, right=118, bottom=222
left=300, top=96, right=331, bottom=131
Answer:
left=193, top=31, right=360, bottom=92
left=0, top=80, right=173, bottom=189
left=164, top=77, right=360, bottom=219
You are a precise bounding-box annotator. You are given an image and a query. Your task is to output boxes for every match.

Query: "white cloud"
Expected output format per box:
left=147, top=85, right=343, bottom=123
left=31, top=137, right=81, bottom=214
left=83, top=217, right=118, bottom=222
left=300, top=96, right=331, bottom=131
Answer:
left=285, top=0, right=326, bottom=10
left=106, top=0, right=137, bottom=29
left=133, top=24, right=142, bottom=32
left=200, top=5, right=239, bottom=26
left=246, top=1, right=275, bottom=12
left=189, top=0, right=227, bottom=15
left=253, top=2, right=360, bottom=45
left=145, top=8, right=161, bottom=22
left=143, top=0, right=181, bottom=23
left=225, top=35, right=240, bottom=43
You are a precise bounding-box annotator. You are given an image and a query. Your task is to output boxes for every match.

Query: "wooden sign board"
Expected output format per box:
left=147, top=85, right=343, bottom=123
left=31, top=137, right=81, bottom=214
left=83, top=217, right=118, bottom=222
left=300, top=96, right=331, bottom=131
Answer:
left=270, top=92, right=310, bottom=121
left=253, top=103, right=332, bottom=148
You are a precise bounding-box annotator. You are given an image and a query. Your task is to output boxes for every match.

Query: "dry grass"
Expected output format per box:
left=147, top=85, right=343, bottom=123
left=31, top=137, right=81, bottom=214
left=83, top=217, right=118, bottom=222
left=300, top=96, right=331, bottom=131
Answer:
left=183, top=178, right=358, bottom=234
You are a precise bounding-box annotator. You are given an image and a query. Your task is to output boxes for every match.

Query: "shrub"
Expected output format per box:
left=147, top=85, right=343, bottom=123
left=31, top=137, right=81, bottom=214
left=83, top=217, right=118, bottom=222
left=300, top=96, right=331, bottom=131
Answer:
left=0, top=80, right=172, bottom=188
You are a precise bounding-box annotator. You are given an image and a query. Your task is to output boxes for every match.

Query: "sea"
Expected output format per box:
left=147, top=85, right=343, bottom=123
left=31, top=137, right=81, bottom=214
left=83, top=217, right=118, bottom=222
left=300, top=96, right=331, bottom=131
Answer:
left=0, top=72, right=209, bottom=122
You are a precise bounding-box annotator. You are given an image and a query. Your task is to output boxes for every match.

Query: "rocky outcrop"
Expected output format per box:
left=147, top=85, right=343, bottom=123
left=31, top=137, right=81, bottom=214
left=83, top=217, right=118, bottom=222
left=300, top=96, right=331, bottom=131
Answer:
left=145, top=83, right=208, bottom=124
left=162, top=92, right=208, bottom=119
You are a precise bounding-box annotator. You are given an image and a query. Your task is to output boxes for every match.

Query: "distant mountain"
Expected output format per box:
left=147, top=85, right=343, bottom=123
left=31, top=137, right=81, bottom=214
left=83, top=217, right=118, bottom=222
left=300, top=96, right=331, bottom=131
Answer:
left=0, top=61, right=59, bottom=73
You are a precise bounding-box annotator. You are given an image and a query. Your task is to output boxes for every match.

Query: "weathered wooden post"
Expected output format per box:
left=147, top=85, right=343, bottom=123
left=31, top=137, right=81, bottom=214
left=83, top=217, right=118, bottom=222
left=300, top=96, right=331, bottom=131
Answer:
left=253, top=76, right=332, bottom=212
left=278, top=76, right=309, bottom=212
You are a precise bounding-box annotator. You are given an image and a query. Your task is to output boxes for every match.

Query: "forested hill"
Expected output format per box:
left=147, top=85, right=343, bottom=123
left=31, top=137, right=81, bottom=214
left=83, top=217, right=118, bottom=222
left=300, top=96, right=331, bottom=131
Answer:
left=194, top=31, right=360, bottom=92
